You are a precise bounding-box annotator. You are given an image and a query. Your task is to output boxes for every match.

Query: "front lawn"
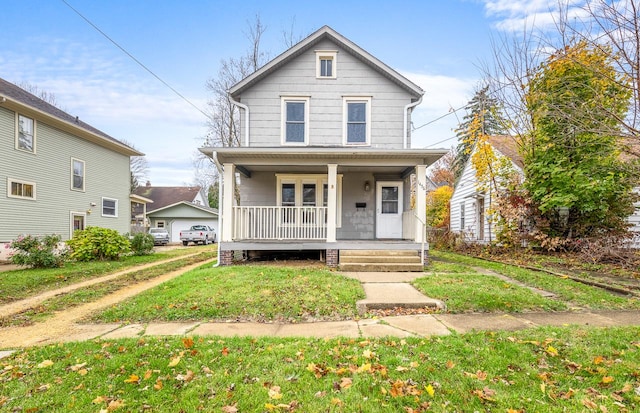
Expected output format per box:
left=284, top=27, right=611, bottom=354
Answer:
left=1, top=326, right=638, bottom=412
left=425, top=251, right=640, bottom=311
left=91, top=265, right=365, bottom=323
left=0, top=247, right=207, bottom=304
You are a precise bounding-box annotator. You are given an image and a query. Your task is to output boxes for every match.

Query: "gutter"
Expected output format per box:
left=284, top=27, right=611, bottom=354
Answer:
left=403, top=96, right=423, bottom=149
left=211, top=151, right=224, bottom=267
left=230, top=96, right=250, bottom=146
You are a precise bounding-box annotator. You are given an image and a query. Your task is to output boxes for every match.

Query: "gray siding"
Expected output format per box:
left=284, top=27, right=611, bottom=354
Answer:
left=239, top=39, right=415, bottom=149
left=0, top=106, right=131, bottom=241
left=337, top=172, right=375, bottom=239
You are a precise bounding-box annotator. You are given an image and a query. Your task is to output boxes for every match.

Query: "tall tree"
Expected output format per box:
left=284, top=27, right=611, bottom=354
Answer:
left=121, top=139, right=148, bottom=192
left=453, top=84, right=506, bottom=180
left=203, top=15, right=268, bottom=148
left=428, top=148, right=456, bottom=187
left=524, top=41, right=636, bottom=239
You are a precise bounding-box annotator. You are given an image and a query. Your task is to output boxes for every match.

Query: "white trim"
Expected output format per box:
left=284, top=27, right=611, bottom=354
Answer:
left=343, top=97, right=371, bottom=146
left=281, top=97, right=310, bottom=145
left=156, top=220, right=166, bottom=229
left=276, top=174, right=342, bottom=227
left=71, top=158, right=85, bottom=192
left=70, top=211, right=86, bottom=238
left=15, top=113, right=36, bottom=154
left=7, top=177, right=36, bottom=200
left=315, top=50, right=337, bottom=79
left=101, top=197, right=118, bottom=217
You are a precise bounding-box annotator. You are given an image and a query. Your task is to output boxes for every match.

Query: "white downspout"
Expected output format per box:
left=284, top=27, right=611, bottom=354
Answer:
left=230, top=96, right=250, bottom=146
left=211, top=151, right=224, bottom=267
left=403, top=96, right=423, bottom=149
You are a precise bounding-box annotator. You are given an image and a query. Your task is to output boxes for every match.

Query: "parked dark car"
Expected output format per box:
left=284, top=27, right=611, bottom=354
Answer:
left=149, top=228, right=170, bottom=245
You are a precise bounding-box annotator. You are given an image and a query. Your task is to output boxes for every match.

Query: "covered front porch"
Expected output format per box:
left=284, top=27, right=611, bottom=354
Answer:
left=202, top=147, right=446, bottom=266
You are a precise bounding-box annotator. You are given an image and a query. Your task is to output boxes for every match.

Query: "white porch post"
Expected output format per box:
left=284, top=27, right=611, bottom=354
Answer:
left=327, top=164, right=337, bottom=242
left=415, top=165, right=427, bottom=243
left=222, top=163, right=236, bottom=242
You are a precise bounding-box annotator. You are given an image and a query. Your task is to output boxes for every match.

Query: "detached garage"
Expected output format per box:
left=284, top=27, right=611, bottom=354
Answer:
left=146, top=201, right=219, bottom=243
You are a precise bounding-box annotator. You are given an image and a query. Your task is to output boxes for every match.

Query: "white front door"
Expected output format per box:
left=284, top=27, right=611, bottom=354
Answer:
left=376, top=181, right=403, bottom=239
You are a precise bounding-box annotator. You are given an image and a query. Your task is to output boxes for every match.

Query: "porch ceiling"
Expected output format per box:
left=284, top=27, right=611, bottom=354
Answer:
left=202, top=147, right=447, bottom=172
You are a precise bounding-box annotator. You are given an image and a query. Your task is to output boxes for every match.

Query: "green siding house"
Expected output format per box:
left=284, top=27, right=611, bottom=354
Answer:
left=0, top=78, right=141, bottom=260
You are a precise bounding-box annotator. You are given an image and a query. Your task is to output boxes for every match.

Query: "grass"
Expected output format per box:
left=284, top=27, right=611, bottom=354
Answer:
left=90, top=265, right=365, bottom=323
left=0, top=247, right=208, bottom=304
left=0, top=252, right=217, bottom=327
left=427, top=250, right=640, bottom=311
left=0, top=326, right=639, bottom=412
left=413, top=273, right=567, bottom=313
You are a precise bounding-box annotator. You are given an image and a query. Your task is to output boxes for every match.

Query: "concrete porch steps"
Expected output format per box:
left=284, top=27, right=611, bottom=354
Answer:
left=339, top=249, right=423, bottom=272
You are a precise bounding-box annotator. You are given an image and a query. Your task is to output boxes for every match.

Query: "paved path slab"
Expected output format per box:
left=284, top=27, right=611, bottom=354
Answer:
left=435, top=313, right=533, bottom=333
left=359, top=319, right=416, bottom=338
left=145, top=322, right=200, bottom=336
left=191, top=322, right=280, bottom=337
left=382, top=315, right=452, bottom=337
left=516, top=312, right=618, bottom=327
left=357, top=282, right=446, bottom=313
left=276, top=321, right=360, bottom=338
left=341, top=272, right=427, bottom=283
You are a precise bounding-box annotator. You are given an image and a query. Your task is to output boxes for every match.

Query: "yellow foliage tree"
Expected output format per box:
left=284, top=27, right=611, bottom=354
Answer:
left=426, top=185, right=453, bottom=228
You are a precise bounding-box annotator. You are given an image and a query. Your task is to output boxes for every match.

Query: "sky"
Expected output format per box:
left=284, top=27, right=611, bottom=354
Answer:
left=0, top=0, right=572, bottom=186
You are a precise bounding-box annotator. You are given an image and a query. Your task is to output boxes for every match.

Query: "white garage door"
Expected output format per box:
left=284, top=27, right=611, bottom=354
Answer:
left=170, top=219, right=218, bottom=243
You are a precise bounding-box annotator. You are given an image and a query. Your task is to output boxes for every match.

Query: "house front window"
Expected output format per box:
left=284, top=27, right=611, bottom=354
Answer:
left=316, top=50, right=337, bottom=79
left=460, top=202, right=465, bottom=229
left=276, top=174, right=342, bottom=227
left=16, top=114, right=35, bottom=153
left=71, top=158, right=85, bottom=191
left=7, top=178, right=36, bottom=200
left=344, top=97, right=371, bottom=145
left=102, top=197, right=118, bottom=217
left=70, top=212, right=86, bottom=238
left=282, top=97, right=309, bottom=145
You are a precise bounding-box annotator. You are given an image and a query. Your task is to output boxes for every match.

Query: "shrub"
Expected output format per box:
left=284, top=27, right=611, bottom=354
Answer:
left=66, top=227, right=131, bottom=261
left=130, top=232, right=155, bottom=256
left=8, top=234, right=67, bottom=268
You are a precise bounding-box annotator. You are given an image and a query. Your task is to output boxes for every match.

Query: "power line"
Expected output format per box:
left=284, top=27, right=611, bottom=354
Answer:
left=60, top=0, right=211, bottom=121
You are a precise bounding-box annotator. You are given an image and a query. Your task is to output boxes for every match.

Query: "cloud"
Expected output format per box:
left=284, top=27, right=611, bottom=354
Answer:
left=481, top=0, right=589, bottom=33
left=401, top=72, right=478, bottom=148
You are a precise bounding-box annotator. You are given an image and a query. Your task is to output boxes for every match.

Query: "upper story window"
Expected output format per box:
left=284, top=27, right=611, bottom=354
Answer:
left=316, top=50, right=337, bottom=79
left=7, top=178, right=36, bottom=200
left=16, top=114, right=36, bottom=153
left=343, top=97, right=371, bottom=145
left=71, top=158, right=85, bottom=191
left=102, top=197, right=118, bottom=217
left=281, top=97, right=309, bottom=145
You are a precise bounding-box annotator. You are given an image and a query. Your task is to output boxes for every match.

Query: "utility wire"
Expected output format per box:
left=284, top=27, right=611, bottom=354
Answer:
left=60, top=0, right=211, bottom=121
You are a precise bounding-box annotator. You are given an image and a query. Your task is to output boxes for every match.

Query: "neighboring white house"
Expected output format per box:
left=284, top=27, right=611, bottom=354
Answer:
left=0, top=77, right=142, bottom=260
left=133, top=184, right=218, bottom=243
left=449, top=136, right=524, bottom=243
left=199, top=26, right=447, bottom=267
left=450, top=135, right=640, bottom=246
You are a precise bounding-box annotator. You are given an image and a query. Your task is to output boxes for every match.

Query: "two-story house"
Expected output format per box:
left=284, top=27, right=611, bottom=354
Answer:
left=200, top=26, right=447, bottom=269
left=0, top=77, right=141, bottom=259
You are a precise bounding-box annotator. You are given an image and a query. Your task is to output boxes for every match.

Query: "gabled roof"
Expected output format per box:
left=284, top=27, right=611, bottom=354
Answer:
left=145, top=200, right=218, bottom=217
left=487, top=135, right=524, bottom=170
left=229, top=25, right=424, bottom=99
left=133, top=185, right=205, bottom=212
left=0, top=77, right=142, bottom=156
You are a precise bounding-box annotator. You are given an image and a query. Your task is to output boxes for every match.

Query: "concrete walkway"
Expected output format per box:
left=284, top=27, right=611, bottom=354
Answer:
left=2, top=270, right=640, bottom=360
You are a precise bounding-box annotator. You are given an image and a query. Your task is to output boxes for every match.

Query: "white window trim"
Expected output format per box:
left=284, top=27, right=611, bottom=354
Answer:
left=7, top=177, right=36, bottom=200
left=15, top=113, right=36, bottom=154
left=102, top=197, right=118, bottom=218
left=156, top=220, right=166, bottom=228
left=70, top=211, right=86, bottom=239
left=71, top=158, right=85, bottom=192
left=281, top=96, right=310, bottom=145
left=315, top=50, right=337, bottom=79
left=343, top=96, right=371, bottom=146
left=276, top=174, right=342, bottom=227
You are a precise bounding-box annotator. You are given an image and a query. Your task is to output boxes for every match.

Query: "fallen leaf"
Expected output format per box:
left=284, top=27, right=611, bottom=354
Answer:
left=445, top=360, right=456, bottom=369
left=182, top=338, right=194, bottom=349
left=37, top=360, right=54, bottom=368
left=168, top=356, right=181, bottom=367
left=143, top=370, right=153, bottom=380
left=582, top=398, right=598, bottom=410
left=153, top=379, right=163, bottom=390
left=545, top=346, right=559, bottom=357
left=268, top=385, right=283, bottom=399
left=124, top=374, right=140, bottom=384
left=221, top=404, right=238, bottom=413
left=425, top=384, right=435, bottom=397
left=107, top=399, right=125, bottom=411
left=339, top=377, right=353, bottom=389
left=601, top=376, right=614, bottom=384
left=594, top=356, right=604, bottom=365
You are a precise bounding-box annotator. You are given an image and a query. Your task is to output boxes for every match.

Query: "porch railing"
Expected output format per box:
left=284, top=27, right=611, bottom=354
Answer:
left=233, top=206, right=328, bottom=240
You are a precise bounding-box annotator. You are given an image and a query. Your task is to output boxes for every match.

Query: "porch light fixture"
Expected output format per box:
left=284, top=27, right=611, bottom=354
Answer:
left=364, top=181, right=371, bottom=192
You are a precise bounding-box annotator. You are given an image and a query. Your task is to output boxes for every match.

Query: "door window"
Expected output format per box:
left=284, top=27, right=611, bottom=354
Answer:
left=381, top=186, right=399, bottom=214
